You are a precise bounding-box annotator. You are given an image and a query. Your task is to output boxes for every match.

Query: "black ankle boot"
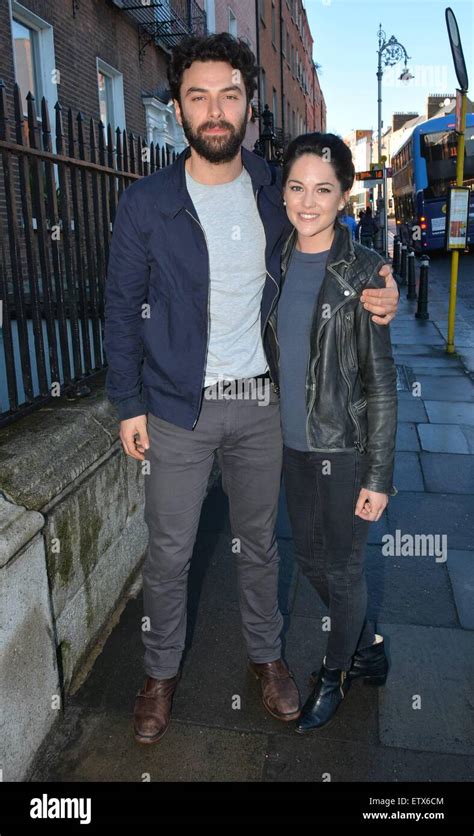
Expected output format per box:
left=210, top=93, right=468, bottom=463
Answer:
left=309, top=635, right=388, bottom=688
left=296, top=661, right=350, bottom=733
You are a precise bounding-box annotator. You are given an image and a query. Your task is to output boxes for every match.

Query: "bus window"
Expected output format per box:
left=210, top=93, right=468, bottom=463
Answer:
left=421, top=130, right=474, bottom=197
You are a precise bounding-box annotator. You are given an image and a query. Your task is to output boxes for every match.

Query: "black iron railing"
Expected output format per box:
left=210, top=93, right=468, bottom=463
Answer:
left=0, top=81, right=177, bottom=427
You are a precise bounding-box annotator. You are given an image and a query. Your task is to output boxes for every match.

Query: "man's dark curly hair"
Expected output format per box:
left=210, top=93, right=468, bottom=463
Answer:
left=167, top=33, right=258, bottom=107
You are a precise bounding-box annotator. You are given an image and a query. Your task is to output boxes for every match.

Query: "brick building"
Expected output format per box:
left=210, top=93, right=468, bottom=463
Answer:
left=1, top=0, right=207, bottom=155
left=255, top=0, right=326, bottom=151
left=203, top=0, right=259, bottom=150
left=1, top=0, right=325, bottom=159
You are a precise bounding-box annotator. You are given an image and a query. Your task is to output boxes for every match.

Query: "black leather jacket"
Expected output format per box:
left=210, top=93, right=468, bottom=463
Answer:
left=264, top=218, right=398, bottom=497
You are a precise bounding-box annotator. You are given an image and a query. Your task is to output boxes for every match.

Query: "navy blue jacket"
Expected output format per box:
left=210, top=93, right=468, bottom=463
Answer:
left=104, top=145, right=292, bottom=428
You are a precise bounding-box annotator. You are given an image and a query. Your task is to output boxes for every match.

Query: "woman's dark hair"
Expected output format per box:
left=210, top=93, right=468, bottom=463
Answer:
left=167, top=33, right=258, bottom=106
left=282, top=132, right=355, bottom=194
left=365, top=206, right=373, bottom=216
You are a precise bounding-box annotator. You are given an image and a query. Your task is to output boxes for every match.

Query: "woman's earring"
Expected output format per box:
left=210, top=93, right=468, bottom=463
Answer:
left=283, top=200, right=286, bottom=206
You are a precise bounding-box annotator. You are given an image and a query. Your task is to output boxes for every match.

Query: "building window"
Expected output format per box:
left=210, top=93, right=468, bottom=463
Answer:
left=204, top=0, right=216, bottom=33
left=272, top=88, right=278, bottom=127
left=96, top=59, right=125, bottom=133
left=228, top=8, right=237, bottom=37
left=10, top=2, right=56, bottom=126
left=12, top=19, right=41, bottom=110
left=271, top=1, right=276, bottom=46
left=258, top=0, right=265, bottom=23
left=281, top=20, right=286, bottom=55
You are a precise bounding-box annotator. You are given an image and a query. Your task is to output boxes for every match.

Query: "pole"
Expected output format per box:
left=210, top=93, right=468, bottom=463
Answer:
left=377, top=39, right=383, bottom=248
left=446, top=90, right=468, bottom=353
left=383, top=162, right=388, bottom=256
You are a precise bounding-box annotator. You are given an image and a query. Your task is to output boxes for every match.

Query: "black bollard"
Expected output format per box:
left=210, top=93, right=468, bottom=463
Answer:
left=393, top=235, right=401, bottom=276
left=415, top=255, right=430, bottom=319
left=400, top=244, right=408, bottom=284
left=407, top=247, right=417, bottom=300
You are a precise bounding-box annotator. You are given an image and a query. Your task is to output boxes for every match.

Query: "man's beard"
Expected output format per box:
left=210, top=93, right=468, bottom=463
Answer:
left=180, top=111, right=248, bottom=163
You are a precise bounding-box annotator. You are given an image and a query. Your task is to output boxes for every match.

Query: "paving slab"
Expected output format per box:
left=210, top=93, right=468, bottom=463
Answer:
left=394, top=452, right=424, bottom=491
left=412, top=377, right=474, bottom=402
left=377, top=623, right=474, bottom=756
left=460, top=425, right=474, bottom=452
left=396, top=395, right=428, bottom=423
left=30, top=708, right=268, bottom=782
left=364, top=546, right=458, bottom=629
left=420, top=453, right=474, bottom=494
left=424, top=401, right=474, bottom=426
left=387, top=493, right=474, bottom=551
left=446, top=550, right=474, bottom=630
left=396, top=422, right=420, bottom=452
left=262, top=733, right=474, bottom=782
left=418, top=424, right=470, bottom=454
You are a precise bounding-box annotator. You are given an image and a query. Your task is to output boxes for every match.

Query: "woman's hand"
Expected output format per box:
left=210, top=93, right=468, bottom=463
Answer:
left=355, top=488, right=388, bottom=521
left=360, top=264, right=399, bottom=324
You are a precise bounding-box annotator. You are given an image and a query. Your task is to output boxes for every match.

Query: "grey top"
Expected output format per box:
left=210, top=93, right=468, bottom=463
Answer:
left=277, top=246, right=329, bottom=451
left=185, top=165, right=269, bottom=386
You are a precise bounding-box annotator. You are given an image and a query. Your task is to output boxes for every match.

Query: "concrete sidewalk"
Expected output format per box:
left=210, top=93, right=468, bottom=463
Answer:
left=28, top=257, right=474, bottom=783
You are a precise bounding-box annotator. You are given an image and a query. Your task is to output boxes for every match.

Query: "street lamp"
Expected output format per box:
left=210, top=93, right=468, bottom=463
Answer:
left=376, top=24, right=413, bottom=255
left=377, top=24, right=412, bottom=163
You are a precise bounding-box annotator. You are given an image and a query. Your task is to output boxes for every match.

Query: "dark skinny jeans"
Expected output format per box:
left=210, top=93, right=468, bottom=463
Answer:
left=282, top=446, right=376, bottom=670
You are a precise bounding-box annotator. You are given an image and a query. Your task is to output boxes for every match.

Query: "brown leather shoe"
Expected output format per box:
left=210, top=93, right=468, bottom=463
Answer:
left=248, top=658, right=301, bottom=721
left=133, top=674, right=180, bottom=744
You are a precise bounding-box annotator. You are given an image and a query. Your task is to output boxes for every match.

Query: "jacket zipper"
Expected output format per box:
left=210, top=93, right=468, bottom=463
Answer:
left=337, top=314, right=364, bottom=451
left=185, top=208, right=211, bottom=429
left=344, top=312, right=357, bottom=369
left=305, top=265, right=358, bottom=449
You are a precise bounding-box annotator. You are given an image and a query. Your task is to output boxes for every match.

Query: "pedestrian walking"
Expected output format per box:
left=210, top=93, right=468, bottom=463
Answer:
left=358, top=206, right=379, bottom=249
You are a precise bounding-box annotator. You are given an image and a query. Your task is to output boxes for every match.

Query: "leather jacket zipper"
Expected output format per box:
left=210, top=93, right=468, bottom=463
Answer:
left=185, top=208, right=210, bottom=429
left=344, top=312, right=357, bottom=369
left=338, top=315, right=364, bottom=451
left=305, top=265, right=359, bottom=449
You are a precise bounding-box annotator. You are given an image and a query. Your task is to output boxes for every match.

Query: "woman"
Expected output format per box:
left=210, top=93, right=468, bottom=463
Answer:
left=264, top=132, right=397, bottom=733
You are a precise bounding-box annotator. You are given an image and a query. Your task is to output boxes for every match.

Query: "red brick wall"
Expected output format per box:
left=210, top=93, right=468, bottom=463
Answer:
left=1, top=0, right=173, bottom=140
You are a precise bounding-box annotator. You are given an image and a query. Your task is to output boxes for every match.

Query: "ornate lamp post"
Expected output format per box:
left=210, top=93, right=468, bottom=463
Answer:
left=376, top=24, right=413, bottom=254
left=377, top=24, right=412, bottom=163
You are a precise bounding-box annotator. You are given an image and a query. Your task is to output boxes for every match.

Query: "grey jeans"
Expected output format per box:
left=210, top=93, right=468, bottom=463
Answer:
left=141, top=380, right=284, bottom=679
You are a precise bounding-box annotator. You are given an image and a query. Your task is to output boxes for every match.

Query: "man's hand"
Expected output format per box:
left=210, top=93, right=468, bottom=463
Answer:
left=120, top=415, right=149, bottom=461
left=360, top=263, right=399, bottom=325
left=355, top=488, right=388, bottom=522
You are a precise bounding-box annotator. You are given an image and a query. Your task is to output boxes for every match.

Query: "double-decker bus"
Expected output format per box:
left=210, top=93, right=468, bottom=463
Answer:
left=391, top=112, right=474, bottom=251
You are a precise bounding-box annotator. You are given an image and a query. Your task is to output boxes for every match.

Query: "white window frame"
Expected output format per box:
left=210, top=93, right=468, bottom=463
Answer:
left=9, top=1, right=56, bottom=142
left=96, top=58, right=126, bottom=132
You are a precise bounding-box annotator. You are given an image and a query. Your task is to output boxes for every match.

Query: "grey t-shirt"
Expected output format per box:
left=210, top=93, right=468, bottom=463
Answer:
left=277, top=247, right=329, bottom=451
left=185, top=165, right=269, bottom=386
